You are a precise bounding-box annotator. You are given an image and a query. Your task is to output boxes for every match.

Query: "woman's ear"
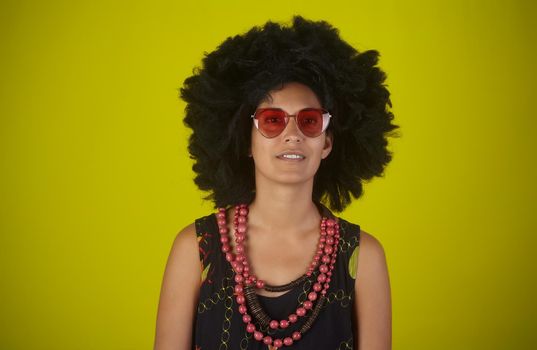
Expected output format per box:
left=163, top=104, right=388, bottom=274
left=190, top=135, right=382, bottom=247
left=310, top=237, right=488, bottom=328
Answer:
left=321, top=130, right=333, bottom=159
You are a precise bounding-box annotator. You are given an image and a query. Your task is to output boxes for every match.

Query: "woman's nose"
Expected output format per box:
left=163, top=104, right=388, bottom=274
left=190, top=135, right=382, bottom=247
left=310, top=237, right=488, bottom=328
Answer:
left=283, top=117, right=304, bottom=143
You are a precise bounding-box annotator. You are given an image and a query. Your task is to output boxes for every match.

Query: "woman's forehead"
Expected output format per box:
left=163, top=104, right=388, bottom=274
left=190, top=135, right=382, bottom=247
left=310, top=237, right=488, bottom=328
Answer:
left=257, top=82, right=322, bottom=110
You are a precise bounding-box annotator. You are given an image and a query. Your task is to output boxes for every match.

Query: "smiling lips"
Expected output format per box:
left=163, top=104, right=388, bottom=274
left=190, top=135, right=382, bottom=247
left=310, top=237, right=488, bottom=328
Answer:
left=276, top=152, right=306, bottom=161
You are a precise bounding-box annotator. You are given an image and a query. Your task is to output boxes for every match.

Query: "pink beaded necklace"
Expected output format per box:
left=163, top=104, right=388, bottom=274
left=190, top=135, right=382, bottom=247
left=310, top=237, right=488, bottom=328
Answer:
left=216, top=203, right=340, bottom=349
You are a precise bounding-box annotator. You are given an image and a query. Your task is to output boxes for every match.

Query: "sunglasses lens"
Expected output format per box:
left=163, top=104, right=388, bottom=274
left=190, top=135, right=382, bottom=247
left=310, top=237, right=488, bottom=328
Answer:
left=256, top=109, right=287, bottom=137
left=297, top=109, right=324, bottom=137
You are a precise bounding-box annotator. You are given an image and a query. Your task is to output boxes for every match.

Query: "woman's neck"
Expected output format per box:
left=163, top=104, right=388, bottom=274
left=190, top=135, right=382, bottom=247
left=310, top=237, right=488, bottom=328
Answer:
left=247, top=180, right=322, bottom=236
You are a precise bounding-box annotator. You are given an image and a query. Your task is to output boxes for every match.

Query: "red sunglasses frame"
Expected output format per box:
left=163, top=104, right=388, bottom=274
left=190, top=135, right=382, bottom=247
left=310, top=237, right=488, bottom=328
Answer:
left=250, top=107, right=332, bottom=138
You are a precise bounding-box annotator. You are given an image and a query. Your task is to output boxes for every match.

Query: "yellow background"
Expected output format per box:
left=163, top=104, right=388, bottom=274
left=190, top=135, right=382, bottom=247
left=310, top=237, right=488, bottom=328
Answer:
left=1, top=0, right=535, bottom=349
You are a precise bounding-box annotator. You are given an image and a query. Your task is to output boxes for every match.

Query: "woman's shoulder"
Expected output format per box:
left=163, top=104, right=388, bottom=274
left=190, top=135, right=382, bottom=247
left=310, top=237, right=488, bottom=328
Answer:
left=172, top=209, right=215, bottom=252
left=170, top=222, right=198, bottom=260
left=338, top=215, right=386, bottom=263
left=193, top=212, right=218, bottom=235
left=335, top=216, right=361, bottom=249
left=170, top=211, right=217, bottom=259
left=337, top=216, right=385, bottom=248
left=359, top=230, right=385, bottom=252
left=336, top=217, right=388, bottom=284
left=354, top=227, right=389, bottom=288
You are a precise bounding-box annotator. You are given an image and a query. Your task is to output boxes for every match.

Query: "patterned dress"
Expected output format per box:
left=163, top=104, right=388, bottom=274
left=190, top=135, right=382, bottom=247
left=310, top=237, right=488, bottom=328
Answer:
left=193, top=202, right=361, bottom=349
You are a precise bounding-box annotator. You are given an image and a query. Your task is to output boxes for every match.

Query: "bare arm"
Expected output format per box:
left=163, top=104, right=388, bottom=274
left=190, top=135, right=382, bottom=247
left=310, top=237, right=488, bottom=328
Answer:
left=154, top=223, right=201, bottom=350
left=354, top=231, right=392, bottom=350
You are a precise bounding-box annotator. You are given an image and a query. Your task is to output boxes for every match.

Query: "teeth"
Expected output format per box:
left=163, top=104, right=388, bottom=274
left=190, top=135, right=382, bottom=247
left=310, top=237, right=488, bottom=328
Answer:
left=282, top=154, right=304, bottom=159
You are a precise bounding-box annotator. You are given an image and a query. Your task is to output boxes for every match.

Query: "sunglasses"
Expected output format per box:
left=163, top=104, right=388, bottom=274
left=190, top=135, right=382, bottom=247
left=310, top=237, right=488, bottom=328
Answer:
left=251, top=107, right=332, bottom=138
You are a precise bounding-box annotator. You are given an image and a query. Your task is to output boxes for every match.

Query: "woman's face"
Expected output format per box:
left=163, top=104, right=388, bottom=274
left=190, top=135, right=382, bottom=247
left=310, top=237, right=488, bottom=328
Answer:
left=250, top=81, right=333, bottom=186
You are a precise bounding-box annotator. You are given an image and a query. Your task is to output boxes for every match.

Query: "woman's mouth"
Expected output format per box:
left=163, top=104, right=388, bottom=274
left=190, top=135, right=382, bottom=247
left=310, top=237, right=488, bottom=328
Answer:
left=276, top=154, right=306, bottom=161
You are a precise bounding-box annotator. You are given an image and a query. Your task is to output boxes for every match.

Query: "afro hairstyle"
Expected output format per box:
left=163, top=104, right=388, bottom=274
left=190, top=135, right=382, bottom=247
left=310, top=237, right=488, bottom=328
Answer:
left=179, top=15, right=400, bottom=213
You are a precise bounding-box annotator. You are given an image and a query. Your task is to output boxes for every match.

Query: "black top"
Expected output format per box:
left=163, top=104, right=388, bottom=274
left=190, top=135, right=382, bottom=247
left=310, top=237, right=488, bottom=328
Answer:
left=193, top=203, right=361, bottom=350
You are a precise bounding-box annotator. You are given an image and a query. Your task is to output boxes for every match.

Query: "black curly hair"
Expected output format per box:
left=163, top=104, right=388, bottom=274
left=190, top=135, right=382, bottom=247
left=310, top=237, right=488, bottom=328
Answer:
left=179, top=15, right=400, bottom=213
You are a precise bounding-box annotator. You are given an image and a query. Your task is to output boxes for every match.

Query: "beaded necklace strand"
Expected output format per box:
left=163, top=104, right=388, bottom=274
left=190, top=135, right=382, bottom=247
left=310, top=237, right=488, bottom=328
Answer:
left=216, top=204, right=340, bottom=349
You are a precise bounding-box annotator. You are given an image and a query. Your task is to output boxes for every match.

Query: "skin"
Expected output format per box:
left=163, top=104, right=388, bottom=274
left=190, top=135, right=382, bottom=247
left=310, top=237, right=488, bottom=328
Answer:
left=154, top=82, right=392, bottom=349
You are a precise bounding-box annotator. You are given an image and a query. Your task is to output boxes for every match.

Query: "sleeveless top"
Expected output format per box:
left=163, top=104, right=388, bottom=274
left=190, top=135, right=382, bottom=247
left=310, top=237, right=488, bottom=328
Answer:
left=192, top=203, right=361, bottom=350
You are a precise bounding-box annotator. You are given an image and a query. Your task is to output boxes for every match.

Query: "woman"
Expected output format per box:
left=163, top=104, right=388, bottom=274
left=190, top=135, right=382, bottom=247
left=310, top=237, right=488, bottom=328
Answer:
left=155, top=16, right=398, bottom=350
